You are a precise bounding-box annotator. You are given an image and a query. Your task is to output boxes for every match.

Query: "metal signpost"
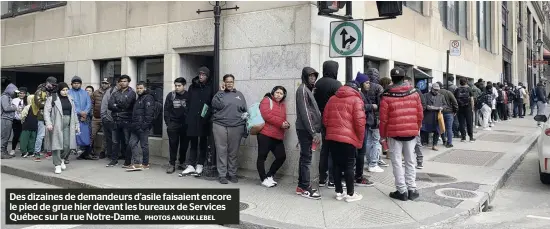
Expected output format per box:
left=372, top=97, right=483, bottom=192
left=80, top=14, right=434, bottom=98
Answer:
left=446, top=40, right=461, bottom=89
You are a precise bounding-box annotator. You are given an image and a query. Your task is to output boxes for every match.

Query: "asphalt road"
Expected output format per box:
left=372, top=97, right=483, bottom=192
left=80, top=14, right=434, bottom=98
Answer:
left=448, top=149, right=550, bottom=229
left=1, top=174, right=229, bottom=229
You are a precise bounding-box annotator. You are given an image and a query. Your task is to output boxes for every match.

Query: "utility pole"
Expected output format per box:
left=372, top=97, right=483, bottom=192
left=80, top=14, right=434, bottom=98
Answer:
left=446, top=50, right=450, bottom=90
left=345, top=1, right=353, bottom=82
left=196, top=1, right=239, bottom=180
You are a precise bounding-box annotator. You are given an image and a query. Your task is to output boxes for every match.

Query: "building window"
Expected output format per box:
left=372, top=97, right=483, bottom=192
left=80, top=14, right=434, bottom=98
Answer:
left=137, top=57, right=164, bottom=137
left=477, top=1, right=492, bottom=51
left=1, top=1, right=66, bottom=18
left=99, top=60, right=121, bottom=84
left=502, top=2, right=509, bottom=48
left=364, top=58, right=381, bottom=71
left=403, top=1, right=422, bottom=14
left=527, top=9, right=532, bottom=40
left=440, top=1, right=467, bottom=37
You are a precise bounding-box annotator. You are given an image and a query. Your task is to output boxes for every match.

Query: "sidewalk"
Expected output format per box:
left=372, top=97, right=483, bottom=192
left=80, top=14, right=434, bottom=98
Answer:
left=1, top=116, right=542, bottom=229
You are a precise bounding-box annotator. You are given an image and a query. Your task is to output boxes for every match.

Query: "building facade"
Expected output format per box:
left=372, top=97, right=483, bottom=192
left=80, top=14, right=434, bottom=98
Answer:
left=1, top=1, right=545, bottom=176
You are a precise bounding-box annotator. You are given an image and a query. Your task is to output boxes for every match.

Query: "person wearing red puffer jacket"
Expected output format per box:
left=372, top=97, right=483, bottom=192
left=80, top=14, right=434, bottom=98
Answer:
left=323, top=81, right=366, bottom=203
left=257, top=86, right=289, bottom=188
left=379, top=67, right=423, bottom=202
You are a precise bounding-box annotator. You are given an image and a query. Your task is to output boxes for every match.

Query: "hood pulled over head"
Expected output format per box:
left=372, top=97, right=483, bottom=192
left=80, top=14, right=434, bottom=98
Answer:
left=198, top=67, right=210, bottom=78
left=365, top=68, right=380, bottom=84
left=335, top=84, right=361, bottom=98
left=3, top=83, right=17, bottom=96
left=322, top=60, right=339, bottom=79
left=301, top=67, right=319, bottom=84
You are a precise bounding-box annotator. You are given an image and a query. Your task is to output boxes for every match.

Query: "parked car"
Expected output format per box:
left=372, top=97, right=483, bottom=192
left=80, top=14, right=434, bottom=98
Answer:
left=534, top=114, right=550, bottom=184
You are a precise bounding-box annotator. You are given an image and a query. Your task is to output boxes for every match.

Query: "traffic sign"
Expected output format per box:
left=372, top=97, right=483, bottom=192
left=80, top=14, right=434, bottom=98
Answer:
left=329, top=20, right=364, bottom=58
left=449, top=40, right=461, bottom=56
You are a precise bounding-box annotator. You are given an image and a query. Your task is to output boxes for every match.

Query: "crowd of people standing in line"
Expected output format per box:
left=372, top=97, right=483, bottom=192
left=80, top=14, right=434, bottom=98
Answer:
left=1, top=63, right=548, bottom=204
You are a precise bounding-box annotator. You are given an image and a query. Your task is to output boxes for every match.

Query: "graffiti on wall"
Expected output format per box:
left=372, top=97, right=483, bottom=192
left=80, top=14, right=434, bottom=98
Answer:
left=250, top=45, right=308, bottom=79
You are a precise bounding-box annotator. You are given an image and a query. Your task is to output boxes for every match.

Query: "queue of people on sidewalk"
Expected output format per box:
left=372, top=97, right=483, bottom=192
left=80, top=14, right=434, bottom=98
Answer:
left=1, top=63, right=548, bottom=204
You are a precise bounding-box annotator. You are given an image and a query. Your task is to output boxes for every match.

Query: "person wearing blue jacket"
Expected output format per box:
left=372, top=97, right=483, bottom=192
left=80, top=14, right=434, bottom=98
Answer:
left=68, top=76, right=96, bottom=161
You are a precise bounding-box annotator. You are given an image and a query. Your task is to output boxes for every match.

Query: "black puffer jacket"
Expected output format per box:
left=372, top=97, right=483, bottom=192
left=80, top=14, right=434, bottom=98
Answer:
left=535, top=85, right=548, bottom=103
left=186, top=67, right=214, bottom=137
left=108, top=87, right=137, bottom=126
left=314, top=60, right=342, bottom=115
left=131, top=90, right=155, bottom=132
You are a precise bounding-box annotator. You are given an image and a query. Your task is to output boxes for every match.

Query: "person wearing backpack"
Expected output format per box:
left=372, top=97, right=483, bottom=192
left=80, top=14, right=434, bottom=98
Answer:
left=453, top=78, right=475, bottom=143
left=165, top=77, right=190, bottom=174
left=256, top=86, right=289, bottom=188
left=125, top=82, right=155, bottom=171
left=496, top=84, right=508, bottom=121
left=436, top=82, right=458, bottom=148
left=505, top=85, right=515, bottom=119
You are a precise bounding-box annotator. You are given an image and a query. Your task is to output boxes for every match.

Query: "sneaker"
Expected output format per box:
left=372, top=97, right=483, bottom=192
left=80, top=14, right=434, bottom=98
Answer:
left=126, top=164, right=143, bottom=172
left=99, top=151, right=106, bottom=159
left=446, top=144, right=454, bottom=148
left=319, top=178, right=327, bottom=187
left=219, top=177, right=229, bottom=184
left=63, top=158, right=69, bottom=164
left=469, top=138, right=476, bottom=143
left=142, top=164, right=150, bottom=170
left=9, top=150, right=15, bottom=156
left=461, top=139, right=466, bottom=143
left=378, top=160, right=389, bottom=167
left=228, top=176, right=238, bottom=183
left=327, top=182, right=335, bottom=189
left=54, top=166, right=62, bottom=174
left=121, top=164, right=131, bottom=169
left=267, top=176, right=277, bottom=186
left=106, top=160, right=118, bottom=167
left=416, top=162, right=424, bottom=169
left=166, top=166, right=176, bottom=174
left=367, top=166, right=384, bottom=173
left=33, top=157, right=41, bottom=162
left=335, top=192, right=347, bottom=201
left=355, top=177, right=374, bottom=187
left=22, top=152, right=29, bottom=158
left=60, top=161, right=66, bottom=170
left=408, top=190, right=420, bottom=201
left=261, top=178, right=275, bottom=188
left=195, top=164, right=204, bottom=175
left=345, top=192, right=363, bottom=202
left=295, top=187, right=321, bottom=200
left=389, top=191, right=408, bottom=201
left=180, top=165, right=196, bottom=176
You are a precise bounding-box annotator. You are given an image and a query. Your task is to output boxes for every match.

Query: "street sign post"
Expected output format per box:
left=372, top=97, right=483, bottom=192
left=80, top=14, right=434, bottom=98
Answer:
left=449, top=40, right=461, bottom=56
left=329, top=19, right=364, bottom=58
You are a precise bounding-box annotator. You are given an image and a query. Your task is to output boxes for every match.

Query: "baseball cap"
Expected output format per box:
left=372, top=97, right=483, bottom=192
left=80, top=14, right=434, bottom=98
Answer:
left=432, top=83, right=441, bottom=90
left=390, top=67, right=405, bottom=77
left=101, top=78, right=110, bottom=83
left=46, top=76, right=57, bottom=84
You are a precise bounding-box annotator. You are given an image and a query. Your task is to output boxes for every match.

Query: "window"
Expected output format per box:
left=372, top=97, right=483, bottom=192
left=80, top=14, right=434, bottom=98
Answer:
left=99, top=60, right=121, bottom=84
left=477, top=1, right=492, bottom=51
left=517, top=1, right=523, bottom=41
left=440, top=1, right=467, bottom=37
left=502, top=2, right=509, bottom=48
left=403, top=1, right=422, bottom=13
left=137, top=57, right=164, bottom=137
left=527, top=9, right=532, bottom=39
left=1, top=1, right=66, bottom=18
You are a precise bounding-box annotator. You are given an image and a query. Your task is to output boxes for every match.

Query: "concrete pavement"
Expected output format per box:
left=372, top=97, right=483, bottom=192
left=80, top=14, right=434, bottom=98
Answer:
left=0, top=116, right=542, bottom=228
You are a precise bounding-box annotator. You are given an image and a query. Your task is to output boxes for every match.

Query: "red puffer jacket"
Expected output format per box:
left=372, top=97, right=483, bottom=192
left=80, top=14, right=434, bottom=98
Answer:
left=259, top=95, right=287, bottom=140
left=322, top=86, right=366, bottom=148
left=379, top=84, right=423, bottom=139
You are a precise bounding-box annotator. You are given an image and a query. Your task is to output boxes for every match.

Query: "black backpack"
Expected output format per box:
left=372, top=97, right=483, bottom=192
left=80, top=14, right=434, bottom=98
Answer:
left=455, top=87, right=470, bottom=107
left=496, top=90, right=504, bottom=103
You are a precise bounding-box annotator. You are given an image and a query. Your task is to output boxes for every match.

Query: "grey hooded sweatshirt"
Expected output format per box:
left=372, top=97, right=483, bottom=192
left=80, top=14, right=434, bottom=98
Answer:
left=1, top=84, right=18, bottom=120
left=296, top=67, right=322, bottom=136
left=211, top=88, right=248, bottom=127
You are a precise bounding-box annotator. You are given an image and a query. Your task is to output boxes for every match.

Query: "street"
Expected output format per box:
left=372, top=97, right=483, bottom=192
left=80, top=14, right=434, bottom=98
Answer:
left=445, top=149, right=550, bottom=229
left=1, top=174, right=229, bottom=229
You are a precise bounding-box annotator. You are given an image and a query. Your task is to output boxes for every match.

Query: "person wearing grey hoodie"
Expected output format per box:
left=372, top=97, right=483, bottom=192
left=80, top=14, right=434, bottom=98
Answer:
left=296, top=67, right=322, bottom=199
left=1, top=83, right=18, bottom=158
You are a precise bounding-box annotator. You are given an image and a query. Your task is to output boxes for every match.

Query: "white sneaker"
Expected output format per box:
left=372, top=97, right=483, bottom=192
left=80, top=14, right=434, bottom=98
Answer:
left=9, top=150, right=15, bottom=156
left=336, top=192, right=347, bottom=201
left=54, top=166, right=62, bottom=174
left=261, top=179, right=275, bottom=188
left=180, top=165, right=196, bottom=176
left=61, top=161, right=66, bottom=170
left=345, top=192, right=363, bottom=202
left=195, top=164, right=203, bottom=174
left=483, top=127, right=492, bottom=131
left=267, top=176, right=277, bottom=185
left=368, top=166, right=384, bottom=173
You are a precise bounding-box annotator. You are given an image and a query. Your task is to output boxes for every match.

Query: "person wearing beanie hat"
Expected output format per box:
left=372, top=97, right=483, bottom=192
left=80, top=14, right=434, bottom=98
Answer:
left=68, top=75, right=95, bottom=161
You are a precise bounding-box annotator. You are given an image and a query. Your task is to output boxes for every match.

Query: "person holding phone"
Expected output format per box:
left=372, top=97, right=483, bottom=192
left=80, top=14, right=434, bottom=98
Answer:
left=44, top=82, right=80, bottom=174
left=256, top=86, right=289, bottom=188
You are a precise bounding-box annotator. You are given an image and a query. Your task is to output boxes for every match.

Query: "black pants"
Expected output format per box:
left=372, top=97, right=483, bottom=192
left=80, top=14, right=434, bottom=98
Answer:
left=296, top=129, right=313, bottom=190
left=356, top=145, right=366, bottom=179
left=491, top=108, right=498, bottom=121
left=103, top=120, right=114, bottom=158
left=11, top=120, right=22, bottom=150
left=256, top=133, right=286, bottom=181
left=457, top=106, right=474, bottom=139
left=523, top=103, right=527, bottom=117
left=421, top=131, right=439, bottom=146
left=167, top=126, right=189, bottom=166
left=186, top=136, right=207, bottom=166
left=328, top=140, right=356, bottom=196
left=111, top=124, right=131, bottom=165
left=497, top=103, right=507, bottom=120
left=319, top=127, right=334, bottom=183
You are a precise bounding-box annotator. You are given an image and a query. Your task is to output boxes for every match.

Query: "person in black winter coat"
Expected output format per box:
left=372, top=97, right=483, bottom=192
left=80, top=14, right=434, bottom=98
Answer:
left=126, top=82, right=155, bottom=171
left=165, top=77, right=190, bottom=174
left=181, top=67, right=213, bottom=176
left=107, top=75, right=137, bottom=167
left=314, top=60, right=342, bottom=188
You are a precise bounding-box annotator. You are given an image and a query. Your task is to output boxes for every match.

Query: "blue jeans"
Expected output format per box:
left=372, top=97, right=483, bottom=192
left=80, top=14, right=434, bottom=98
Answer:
left=443, top=113, right=454, bottom=145
left=34, top=121, right=45, bottom=154
left=129, top=129, right=150, bottom=165
left=365, top=128, right=381, bottom=168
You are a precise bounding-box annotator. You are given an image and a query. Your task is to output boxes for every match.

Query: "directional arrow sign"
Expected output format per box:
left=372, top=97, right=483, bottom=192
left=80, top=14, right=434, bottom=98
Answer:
left=330, top=20, right=364, bottom=58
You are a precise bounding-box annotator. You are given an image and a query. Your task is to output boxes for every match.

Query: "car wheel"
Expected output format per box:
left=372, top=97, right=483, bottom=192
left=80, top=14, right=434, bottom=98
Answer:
left=540, top=166, right=550, bottom=185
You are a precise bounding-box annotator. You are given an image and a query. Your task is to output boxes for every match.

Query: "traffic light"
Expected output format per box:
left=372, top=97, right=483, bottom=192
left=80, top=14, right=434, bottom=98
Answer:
left=318, top=1, right=346, bottom=14
left=376, top=1, right=403, bottom=17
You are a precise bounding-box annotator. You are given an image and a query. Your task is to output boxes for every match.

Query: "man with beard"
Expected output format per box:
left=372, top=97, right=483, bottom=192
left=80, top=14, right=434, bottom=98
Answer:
left=107, top=75, right=137, bottom=167
left=91, top=78, right=112, bottom=159
left=68, top=76, right=95, bottom=161
left=33, top=77, right=57, bottom=161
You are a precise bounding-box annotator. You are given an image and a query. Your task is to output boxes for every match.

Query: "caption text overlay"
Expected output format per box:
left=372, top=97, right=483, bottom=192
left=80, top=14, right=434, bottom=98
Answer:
left=5, top=188, right=240, bottom=224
